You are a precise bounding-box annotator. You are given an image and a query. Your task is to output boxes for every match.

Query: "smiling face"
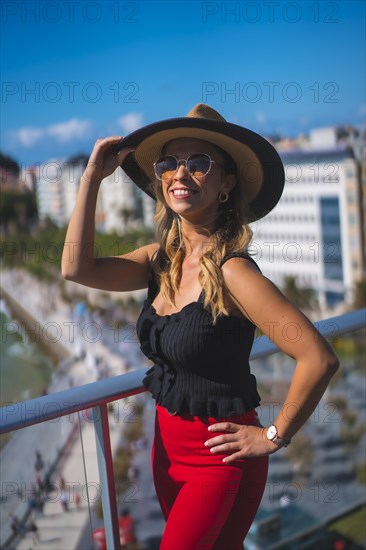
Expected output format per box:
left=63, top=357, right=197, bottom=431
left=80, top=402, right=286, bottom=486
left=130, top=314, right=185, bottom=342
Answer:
left=158, top=138, right=236, bottom=227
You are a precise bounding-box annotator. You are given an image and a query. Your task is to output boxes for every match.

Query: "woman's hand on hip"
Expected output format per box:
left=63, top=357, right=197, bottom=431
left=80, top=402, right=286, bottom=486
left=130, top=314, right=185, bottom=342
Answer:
left=83, top=136, right=134, bottom=186
left=204, top=422, right=279, bottom=462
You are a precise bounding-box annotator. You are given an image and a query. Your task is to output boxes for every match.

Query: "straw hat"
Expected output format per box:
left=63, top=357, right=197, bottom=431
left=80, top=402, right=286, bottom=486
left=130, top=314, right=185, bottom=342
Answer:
left=118, top=103, right=285, bottom=221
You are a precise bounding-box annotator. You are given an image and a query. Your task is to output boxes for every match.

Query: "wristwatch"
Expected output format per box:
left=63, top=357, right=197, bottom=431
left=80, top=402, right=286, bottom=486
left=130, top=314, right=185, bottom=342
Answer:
left=266, top=425, right=291, bottom=448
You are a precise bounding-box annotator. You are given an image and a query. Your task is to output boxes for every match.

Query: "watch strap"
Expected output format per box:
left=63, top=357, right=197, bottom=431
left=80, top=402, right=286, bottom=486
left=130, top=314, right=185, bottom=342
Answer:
left=272, top=433, right=291, bottom=448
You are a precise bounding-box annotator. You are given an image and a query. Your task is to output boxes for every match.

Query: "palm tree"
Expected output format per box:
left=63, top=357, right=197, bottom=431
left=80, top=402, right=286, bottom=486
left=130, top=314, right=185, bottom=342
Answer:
left=0, top=189, right=38, bottom=235
left=340, top=409, right=365, bottom=470
left=352, top=279, right=366, bottom=309
left=282, top=275, right=318, bottom=312
left=286, top=432, right=314, bottom=482
left=119, top=207, right=135, bottom=231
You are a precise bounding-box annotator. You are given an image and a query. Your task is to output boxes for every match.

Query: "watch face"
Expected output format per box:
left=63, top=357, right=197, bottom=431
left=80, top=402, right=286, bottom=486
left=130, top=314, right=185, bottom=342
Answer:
left=267, top=425, right=277, bottom=440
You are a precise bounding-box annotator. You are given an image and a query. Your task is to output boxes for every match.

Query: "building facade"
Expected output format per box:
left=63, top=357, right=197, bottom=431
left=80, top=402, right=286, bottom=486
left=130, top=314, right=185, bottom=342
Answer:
left=251, top=147, right=364, bottom=309
left=36, top=159, right=85, bottom=227
left=35, top=160, right=156, bottom=232
left=97, top=167, right=155, bottom=234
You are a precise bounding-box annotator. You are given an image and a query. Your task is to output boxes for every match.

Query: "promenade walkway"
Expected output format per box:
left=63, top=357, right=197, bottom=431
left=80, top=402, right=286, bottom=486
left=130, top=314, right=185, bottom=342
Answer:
left=0, top=269, right=152, bottom=549
left=14, top=416, right=123, bottom=550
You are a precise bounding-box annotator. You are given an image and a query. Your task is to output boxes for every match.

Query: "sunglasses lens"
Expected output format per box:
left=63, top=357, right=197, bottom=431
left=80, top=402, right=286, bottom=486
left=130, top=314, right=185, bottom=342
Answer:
left=154, top=154, right=213, bottom=180
left=187, top=154, right=211, bottom=177
left=154, top=156, right=178, bottom=180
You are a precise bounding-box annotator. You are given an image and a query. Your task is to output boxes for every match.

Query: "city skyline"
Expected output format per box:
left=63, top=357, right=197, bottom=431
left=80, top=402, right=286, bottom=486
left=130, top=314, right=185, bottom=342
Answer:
left=1, top=0, right=365, bottom=166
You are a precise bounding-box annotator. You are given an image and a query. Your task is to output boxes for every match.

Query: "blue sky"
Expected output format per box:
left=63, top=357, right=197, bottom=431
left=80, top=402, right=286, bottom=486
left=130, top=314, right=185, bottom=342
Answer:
left=1, top=0, right=365, bottom=166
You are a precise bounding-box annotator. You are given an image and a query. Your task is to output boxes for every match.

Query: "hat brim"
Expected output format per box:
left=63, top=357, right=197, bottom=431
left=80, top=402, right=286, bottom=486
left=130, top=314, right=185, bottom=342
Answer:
left=118, top=117, right=285, bottom=221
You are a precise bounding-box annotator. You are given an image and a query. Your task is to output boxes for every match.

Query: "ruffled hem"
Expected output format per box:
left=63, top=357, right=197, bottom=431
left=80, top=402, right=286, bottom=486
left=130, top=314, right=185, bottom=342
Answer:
left=142, top=368, right=261, bottom=417
left=142, top=366, right=162, bottom=398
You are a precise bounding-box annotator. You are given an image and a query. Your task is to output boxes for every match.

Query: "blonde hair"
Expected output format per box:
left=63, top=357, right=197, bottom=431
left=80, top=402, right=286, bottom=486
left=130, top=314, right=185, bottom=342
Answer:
left=149, top=146, right=253, bottom=325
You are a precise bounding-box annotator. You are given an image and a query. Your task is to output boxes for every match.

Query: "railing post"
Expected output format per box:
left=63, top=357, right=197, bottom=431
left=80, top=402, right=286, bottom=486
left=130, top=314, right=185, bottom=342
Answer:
left=93, top=404, right=121, bottom=550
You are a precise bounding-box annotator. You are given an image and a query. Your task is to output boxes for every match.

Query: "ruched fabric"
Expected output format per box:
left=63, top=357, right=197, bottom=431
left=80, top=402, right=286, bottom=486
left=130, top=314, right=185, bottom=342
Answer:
left=136, top=252, right=262, bottom=417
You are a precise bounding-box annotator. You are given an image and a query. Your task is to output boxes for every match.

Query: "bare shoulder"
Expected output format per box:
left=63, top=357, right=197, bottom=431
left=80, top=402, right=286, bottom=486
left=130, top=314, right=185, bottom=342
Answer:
left=147, top=241, right=161, bottom=260
left=221, top=255, right=296, bottom=318
left=220, top=256, right=274, bottom=321
left=220, top=256, right=337, bottom=367
left=221, top=256, right=265, bottom=296
left=221, top=256, right=262, bottom=277
left=121, top=241, right=160, bottom=263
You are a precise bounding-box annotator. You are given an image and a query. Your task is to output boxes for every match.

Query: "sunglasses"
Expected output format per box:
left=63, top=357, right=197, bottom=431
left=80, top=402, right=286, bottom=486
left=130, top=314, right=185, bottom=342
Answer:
left=153, top=154, right=222, bottom=182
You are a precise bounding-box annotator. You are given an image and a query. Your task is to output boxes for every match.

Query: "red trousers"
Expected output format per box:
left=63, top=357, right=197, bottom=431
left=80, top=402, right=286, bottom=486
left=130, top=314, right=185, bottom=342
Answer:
left=152, top=404, right=268, bottom=550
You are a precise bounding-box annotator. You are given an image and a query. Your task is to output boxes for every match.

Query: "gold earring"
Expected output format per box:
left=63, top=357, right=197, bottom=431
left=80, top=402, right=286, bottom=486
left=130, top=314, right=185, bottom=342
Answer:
left=218, top=192, right=229, bottom=203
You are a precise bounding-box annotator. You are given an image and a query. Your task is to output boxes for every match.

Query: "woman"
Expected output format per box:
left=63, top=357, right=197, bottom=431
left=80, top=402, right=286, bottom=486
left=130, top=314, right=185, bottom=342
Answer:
left=62, top=104, right=339, bottom=549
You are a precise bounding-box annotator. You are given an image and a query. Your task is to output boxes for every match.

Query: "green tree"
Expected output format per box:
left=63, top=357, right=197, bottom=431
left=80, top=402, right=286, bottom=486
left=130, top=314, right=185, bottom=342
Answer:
left=356, top=462, right=366, bottom=485
left=352, top=279, right=366, bottom=309
left=282, top=275, right=318, bottom=312
left=0, top=189, right=38, bottom=234
left=286, top=432, right=314, bottom=481
left=340, top=409, right=365, bottom=470
left=330, top=396, right=347, bottom=413
left=119, top=207, right=135, bottom=230
left=0, top=152, right=20, bottom=176
left=0, top=225, right=153, bottom=281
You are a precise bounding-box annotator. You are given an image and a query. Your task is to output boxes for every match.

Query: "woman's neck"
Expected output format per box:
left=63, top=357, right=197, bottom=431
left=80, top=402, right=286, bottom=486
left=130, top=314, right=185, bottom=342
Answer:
left=178, top=218, right=214, bottom=259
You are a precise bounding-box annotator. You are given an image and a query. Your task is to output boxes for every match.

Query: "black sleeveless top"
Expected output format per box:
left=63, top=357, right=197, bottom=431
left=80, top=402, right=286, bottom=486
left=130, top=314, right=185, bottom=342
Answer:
left=135, top=252, right=261, bottom=417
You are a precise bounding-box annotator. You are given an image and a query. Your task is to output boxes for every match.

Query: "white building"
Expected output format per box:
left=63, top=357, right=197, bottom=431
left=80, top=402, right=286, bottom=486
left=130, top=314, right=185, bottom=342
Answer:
left=36, top=157, right=156, bottom=233
left=96, top=168, right=156, bottom=233
left=36, top=159, right=84, bottom=227
left=250, top=147, right=364, bottom=309
left=98, top=168, right=135, bottom=234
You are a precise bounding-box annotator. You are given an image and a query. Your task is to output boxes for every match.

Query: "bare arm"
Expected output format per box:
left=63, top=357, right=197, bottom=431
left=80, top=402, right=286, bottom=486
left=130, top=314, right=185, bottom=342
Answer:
left=61, top=136, right=159, bottom=291
left=205, top=258, right=339, bottom=460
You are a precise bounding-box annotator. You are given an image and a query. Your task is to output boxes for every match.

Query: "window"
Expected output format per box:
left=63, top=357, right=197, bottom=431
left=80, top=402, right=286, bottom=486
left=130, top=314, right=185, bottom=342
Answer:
left=320, top=197, right=343, bottom=282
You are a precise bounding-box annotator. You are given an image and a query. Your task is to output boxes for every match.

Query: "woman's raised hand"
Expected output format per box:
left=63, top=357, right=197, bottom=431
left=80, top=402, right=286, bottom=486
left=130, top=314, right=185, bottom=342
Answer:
left=82, top=136, right=134, bottom=185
